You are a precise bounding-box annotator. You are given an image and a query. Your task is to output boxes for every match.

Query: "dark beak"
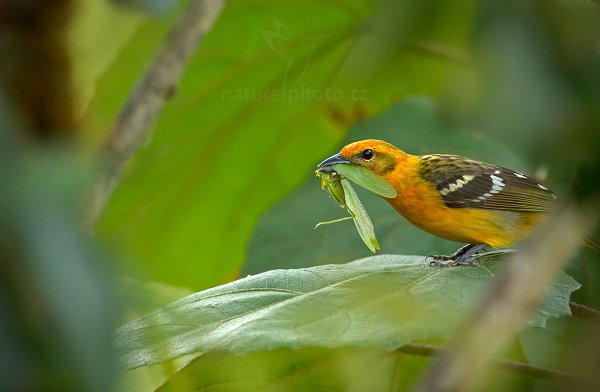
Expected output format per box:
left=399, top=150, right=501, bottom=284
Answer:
left=316, top=153, right=351, bottom=173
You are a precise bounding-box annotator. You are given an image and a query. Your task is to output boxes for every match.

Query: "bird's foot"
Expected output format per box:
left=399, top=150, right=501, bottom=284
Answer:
left=427, top=243, right=488, bottom=267
left=428, top=254, right=480, bottom=267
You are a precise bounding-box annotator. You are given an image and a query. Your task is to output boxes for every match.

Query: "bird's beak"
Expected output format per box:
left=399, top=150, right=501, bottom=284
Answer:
left=316, top=153, right=352, bottom=173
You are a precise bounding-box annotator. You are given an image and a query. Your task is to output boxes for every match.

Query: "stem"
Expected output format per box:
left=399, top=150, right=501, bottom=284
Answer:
left=86, top=0, right=226, bottom=226
left=569, top=301, right=600, bottom=326
left=398, top=344, right=584, bottom=384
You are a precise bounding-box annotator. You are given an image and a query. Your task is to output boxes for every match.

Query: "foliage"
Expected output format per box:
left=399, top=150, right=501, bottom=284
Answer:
left=155, top=348, right=434, bottom=392
left=2, top=0, right=600, bottom=392
left=85, top=0, right=477, bottom=289
left=115, top=253, right=578, bottom=371
left=0, top=93, right=116, bottom=392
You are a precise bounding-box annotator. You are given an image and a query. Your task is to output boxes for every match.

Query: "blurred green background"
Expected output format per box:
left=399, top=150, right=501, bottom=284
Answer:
left=1, top=0, right=599, bottom=391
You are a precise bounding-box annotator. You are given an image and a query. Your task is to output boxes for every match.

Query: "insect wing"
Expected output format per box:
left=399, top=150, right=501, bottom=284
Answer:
left=333, top=164, right=397, bottom=198
left=341, top=179, right=380, bottom=253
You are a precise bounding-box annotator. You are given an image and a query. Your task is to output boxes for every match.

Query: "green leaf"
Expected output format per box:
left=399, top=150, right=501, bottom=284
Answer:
left=156, top=347, right=430, bottom=392
left=69, top=0, right=173, bottom=117
left=115, top=253, right=580, bottom=371
left=89, top=1, right=478, bottom=288
left=156, top=345, right=542, bottom=391
left=334, top=164, right=397, bottom=198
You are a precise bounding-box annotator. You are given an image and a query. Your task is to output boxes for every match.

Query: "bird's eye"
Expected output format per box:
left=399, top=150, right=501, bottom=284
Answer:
left=362, top=149, right=374, bottom=160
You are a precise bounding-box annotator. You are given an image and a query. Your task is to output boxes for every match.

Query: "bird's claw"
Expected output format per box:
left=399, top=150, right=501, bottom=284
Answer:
left=428, top=256, right=481, bottom=267
left=426, top=254, right=451, bottom=262
left=427, top=255, right=462, bottom=267
left=426, top=254, right=449, bottom=266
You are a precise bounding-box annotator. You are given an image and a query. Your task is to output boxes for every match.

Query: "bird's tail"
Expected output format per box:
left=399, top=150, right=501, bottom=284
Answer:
left=583, top=237, right=600, bottom=251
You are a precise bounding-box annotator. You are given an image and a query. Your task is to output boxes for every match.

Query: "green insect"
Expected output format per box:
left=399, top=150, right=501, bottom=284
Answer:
left=319, top=171, right=346, bottom=208
left=315, top=169, right=380, bottom=253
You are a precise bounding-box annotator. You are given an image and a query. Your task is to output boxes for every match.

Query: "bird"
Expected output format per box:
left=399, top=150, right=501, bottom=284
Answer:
left=316, top=139, right=594, bottom=266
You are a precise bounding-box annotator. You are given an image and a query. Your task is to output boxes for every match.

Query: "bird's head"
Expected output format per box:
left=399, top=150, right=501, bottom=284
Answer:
left=317, top=139, right=405, bottom=178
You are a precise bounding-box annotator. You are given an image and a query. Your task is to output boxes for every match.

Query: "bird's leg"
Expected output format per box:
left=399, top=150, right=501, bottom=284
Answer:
left=428, top=243, right=488, bottom=267
left=428, top=243, right=476, bottom=261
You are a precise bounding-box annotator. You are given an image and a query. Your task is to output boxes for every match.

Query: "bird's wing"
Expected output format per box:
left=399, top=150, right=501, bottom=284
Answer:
left=419, top=154, right=557, bottom=212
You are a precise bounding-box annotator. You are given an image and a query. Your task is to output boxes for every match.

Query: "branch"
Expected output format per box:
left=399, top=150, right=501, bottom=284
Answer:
left=414, top=206, right=597, bottom=392
left=569, top=301, right=600, bottom=326
left=398, top=344, right=584, bottom=385
left=0, top=0, right=75, bottom=139
left=86, top=0, right=226, bottom=226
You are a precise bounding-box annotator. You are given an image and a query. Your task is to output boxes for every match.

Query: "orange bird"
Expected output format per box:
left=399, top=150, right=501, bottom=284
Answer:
left=317, top=139, right=564, bottom=266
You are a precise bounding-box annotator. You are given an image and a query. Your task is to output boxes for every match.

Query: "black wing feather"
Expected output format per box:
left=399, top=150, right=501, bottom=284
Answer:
left=420, top=154, right=557, bottom=212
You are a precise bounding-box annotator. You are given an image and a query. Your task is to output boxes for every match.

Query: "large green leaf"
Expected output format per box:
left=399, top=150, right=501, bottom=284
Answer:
left=156, top=348, right=431, bottom=392
left=69, top=0, right=181, bottom=121
left=243, top=97, right=529, bottom=274
left=156, top=346, right=540, bottom=392
left=89, top=0, right=478, bottom=288
left=114, top=253, right=579, bottom=371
